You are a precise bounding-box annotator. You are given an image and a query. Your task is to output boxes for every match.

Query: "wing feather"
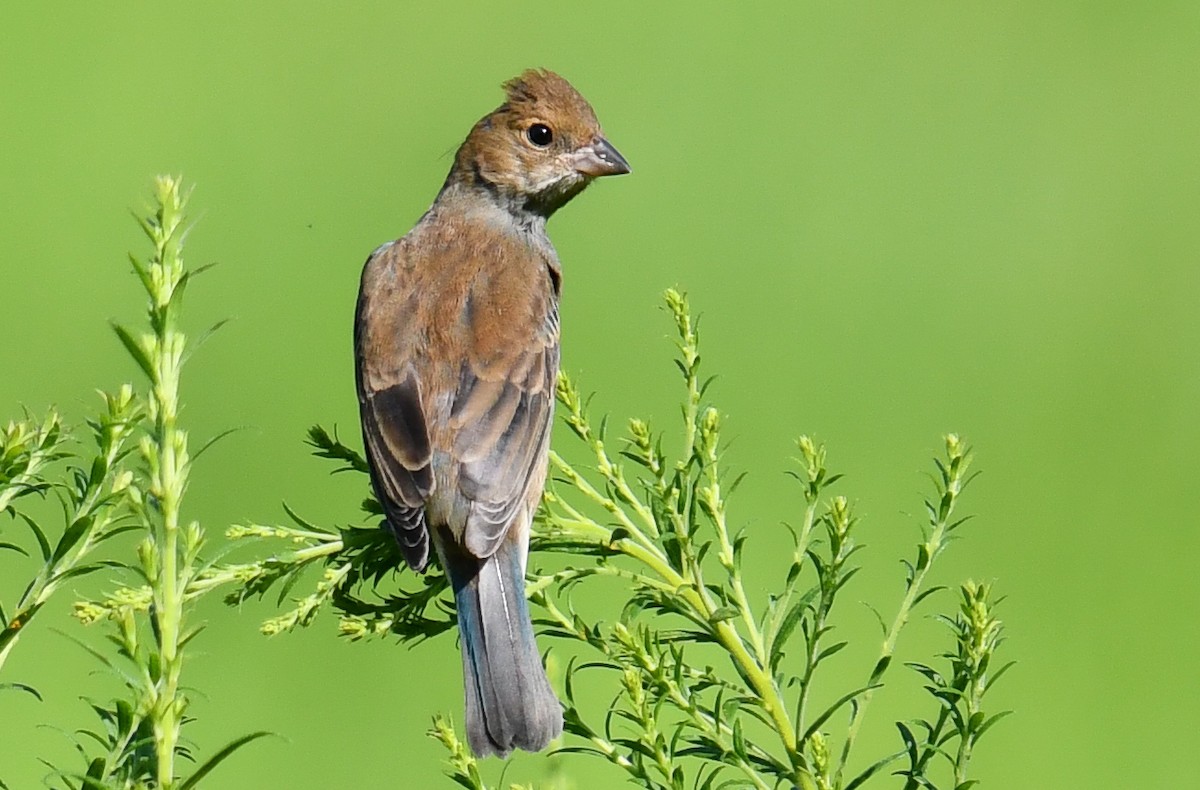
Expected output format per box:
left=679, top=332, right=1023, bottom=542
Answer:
left=356, top=231, right=560, bottom=568
left=355, top=249, right=435, bottom=571
left=454, top=315, right=558, bottom=559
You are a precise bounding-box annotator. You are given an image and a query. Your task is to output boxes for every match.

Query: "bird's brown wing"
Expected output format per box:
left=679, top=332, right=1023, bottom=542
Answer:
left=448, top=264, right=560, bottom=560
left=355, top=246, right=435, bottom=571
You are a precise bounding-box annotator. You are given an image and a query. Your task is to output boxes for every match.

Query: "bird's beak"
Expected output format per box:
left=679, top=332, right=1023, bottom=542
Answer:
left=572, top=138, right=631, bottom=177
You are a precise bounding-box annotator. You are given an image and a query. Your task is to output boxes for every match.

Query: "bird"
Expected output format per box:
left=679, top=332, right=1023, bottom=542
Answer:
left=354, top=69, right=630, bottom=757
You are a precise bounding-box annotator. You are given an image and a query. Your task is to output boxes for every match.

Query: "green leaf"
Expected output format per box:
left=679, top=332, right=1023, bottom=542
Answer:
left=127, top=251, right=152, bottom=292
left=16, top=512, right=51, bottom=562
left=54, top=629, right=142, bottom=690
left=183, top=317, right=231, bottom=364
left=111, top=323, right=154, bottom=381
left=75, top=773, right=118, bottom=790
left=800, top=684, right=879, bottom=743
left=275, top=565, right=307, bottom=607
left=912, top=585, right=947, bottom=609
left=815, top=640, right=848, bottom=663
left=85, top=757, right=106, bottom=780
left=896, top=721, right=920, bottom=764
left=115, top=699, right=134, bottom=736
left=845, top=748, right=904, bottom=790
left=0, top=541, right=28, bottom=557
left=988, top=660, right=1017, bottom=690
left=281, top=501, right=326, bottom=534
left=974, top=709, right=1013, bottom=741
left=860, top=601, right=888, bottom=636
left=708, top=607, right=737, bottom=624
left=177, top=731, right=274, bottom=790
left=768, top=589, right=815, bottom=672
left=868, top=654, right=892, bottom=683
left=49, top=561, right=125, bottom=587
left=193, top=426, right=244, bottom=461
left=731, top=718, right=747, bottom=760
left=0, top=682, right=43, bottom=701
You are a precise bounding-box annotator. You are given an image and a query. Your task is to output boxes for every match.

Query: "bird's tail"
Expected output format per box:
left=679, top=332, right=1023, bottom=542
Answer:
left=445, top=536, right=563, bottom=757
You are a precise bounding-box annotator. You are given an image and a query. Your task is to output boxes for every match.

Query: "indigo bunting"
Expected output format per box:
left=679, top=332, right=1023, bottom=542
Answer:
left=354, top=69, right=629, bottom=757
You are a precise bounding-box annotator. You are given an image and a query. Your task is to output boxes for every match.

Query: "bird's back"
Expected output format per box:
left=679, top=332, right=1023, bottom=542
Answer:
left=356, top=203, right=561, bottom=564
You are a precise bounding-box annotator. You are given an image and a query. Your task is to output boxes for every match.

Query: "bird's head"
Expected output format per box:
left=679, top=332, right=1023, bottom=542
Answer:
left=451, top=69, right=630, bottom=218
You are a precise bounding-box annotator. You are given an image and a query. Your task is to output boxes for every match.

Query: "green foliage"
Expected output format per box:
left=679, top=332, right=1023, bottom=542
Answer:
left=215, top=291, right=1010, bottom=789
left=898, top=583, right=1012, bottom=790
left=65, top=178, right=269, bottom=790
left=1, top=181, right=1009, bottom=788
left=0, top=387, right=139, bottom=676
left=0, top=179, right=267, bottom=789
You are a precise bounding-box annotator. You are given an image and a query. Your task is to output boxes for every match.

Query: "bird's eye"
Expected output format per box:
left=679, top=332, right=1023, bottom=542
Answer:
left=526, top=123, right=553, bottom=147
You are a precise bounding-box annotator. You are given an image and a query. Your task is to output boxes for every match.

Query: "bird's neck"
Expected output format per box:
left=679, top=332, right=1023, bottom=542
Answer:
left=433, top=178, right=552, bottom=242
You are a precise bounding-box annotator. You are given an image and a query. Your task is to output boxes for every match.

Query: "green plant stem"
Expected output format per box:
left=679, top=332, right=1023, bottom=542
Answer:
left=137, top=176, right=193, bottom=788
left=666, top=290, right=701, bottom=464
left=954, top=703, right=977, bottom=787
left=796, top=499, right=854, bottom=749
left=794, top=598, right=830, bottom=744
left=75, top=531, right=345, bottom=628
left=836, top=437, right=969, bottom=785
left=551, top=452, right=805, bottom=786
left=699, top=411, right=769, bottom=669
left=767, top=465, right=824, bottom=742
left=0, top=395, right=135, bottom=675
left=793, top=484, right=822, bottom=570
left=902, top=706, right=952, bottom=790
left=557, top=387, right=660, bottom=539
left=540, top=592, right=774, bottom=789
left=198, top=537, right=344, bottom=594
left=549, top=451, right=669, bottom=567
left=836, top=544, right=940, bottom=782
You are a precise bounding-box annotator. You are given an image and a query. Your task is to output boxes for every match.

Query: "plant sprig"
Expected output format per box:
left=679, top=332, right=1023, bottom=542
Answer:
left=215, top=289, right=1008, bottom=789
left=0, top=394, right=140, bottom=677
left=0, top=178, right=1008, bottom=789
left=898, top=581, right=1012, bottom=790
left=65, top=177, right=269, bottom=789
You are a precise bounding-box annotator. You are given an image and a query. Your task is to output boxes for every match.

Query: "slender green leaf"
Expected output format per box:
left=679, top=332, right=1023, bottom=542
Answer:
left=974, top=710, right=1013, bottom=741
left=111, top=323, right=154, bottom=381
left=16, top=512, right=51, bottom=562
left=177, top=731, right=274, bottom=790
left=800, top=684, right=879, bottom=743
left=0, top=541, right=28, bottom=557
left=845, top=749, right=904, bottom=790
left=0, top=682, right=43, bottom=701
left=192, top=426, right=244, bottom=461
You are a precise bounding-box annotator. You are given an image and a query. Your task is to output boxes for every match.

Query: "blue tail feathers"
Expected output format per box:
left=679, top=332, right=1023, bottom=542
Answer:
left=446, top=537, right=562, bottom=756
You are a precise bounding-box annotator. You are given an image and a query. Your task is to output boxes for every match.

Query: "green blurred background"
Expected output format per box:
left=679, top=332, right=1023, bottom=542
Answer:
left=3, top=2, right=1198, bottom=788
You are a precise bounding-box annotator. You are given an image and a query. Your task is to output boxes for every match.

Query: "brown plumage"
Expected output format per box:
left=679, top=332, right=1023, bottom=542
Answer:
left=354, top=69, right=629, bottom=757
